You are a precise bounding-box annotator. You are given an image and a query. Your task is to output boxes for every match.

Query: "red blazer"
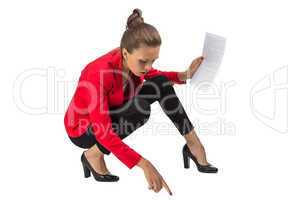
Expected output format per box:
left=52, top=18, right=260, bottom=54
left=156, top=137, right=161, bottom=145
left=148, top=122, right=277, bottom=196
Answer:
left=64, top=47, right=186, bottom=169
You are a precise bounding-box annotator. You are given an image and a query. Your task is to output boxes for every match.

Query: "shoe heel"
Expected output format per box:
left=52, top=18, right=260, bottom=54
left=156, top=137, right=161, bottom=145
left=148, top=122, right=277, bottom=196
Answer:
left=82, top=164, right=91, bottom=178
left=183, top=153, right=190, bottom=169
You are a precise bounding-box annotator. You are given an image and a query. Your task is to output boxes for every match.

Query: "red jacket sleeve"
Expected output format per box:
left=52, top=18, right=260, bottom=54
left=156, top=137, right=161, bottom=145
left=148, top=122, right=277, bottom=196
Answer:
left=84, top=75, right=142, bottom=169
left=143, top=68, right=186, bottom=84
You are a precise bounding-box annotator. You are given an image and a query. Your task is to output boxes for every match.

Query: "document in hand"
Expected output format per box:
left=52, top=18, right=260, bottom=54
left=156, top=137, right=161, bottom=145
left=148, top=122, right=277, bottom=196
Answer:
left=190, top=32, right=226, bottom=84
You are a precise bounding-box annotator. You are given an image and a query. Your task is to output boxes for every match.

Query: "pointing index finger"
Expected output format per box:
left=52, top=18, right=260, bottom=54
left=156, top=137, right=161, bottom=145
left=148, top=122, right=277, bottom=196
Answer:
left=161, top=178, right=172, bottom=196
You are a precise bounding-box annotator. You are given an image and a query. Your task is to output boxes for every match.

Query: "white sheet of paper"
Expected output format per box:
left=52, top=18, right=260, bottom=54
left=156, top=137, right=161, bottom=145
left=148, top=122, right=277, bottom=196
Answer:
left=190, top=32, right=226, bottom=84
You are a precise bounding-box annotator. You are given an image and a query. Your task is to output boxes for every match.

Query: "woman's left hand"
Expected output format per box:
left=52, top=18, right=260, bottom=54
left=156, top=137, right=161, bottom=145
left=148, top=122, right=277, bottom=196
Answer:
left=178, top=56, right=205, bottom=81
left=186, top=56, right=205, bottom=79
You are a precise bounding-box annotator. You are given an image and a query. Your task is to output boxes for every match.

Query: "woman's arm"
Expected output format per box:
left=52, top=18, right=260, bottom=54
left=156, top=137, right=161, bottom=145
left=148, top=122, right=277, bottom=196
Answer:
left=143, top=68, right=187, bottom=84
left=143, top=56, right=204, bottom=84
left=82, top=74, right=142, bottom=169
left=177, top=71, right=188, bottom=82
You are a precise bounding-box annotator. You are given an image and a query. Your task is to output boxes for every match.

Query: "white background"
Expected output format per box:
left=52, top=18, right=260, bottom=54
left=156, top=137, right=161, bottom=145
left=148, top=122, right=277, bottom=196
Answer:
left=0, top=0, right=299, bottom=199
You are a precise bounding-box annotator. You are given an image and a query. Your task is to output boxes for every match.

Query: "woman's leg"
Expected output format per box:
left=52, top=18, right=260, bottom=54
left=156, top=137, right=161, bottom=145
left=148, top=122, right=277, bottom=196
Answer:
left=136, top=75, right=194, bottom=135
left=136, top=75, right=210, bottom=165
left=183, top=130, right=209, bottom=165
left=69, top=137, right=110, bottom=175
left=69, top=131, right=110, bottom=174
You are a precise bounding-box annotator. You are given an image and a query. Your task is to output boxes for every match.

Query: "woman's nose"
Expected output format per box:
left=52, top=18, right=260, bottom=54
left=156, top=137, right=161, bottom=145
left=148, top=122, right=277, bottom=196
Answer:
left=145, top=65, right=152, bottom=72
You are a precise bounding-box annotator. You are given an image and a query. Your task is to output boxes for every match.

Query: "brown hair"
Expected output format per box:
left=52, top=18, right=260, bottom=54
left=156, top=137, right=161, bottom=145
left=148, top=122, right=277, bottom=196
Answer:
left=120, top=8, right=161, bottom=54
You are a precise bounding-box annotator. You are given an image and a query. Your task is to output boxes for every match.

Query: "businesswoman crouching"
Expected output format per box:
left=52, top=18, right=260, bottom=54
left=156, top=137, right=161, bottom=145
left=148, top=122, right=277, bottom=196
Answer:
left=64, top=8, right=217, bottom=195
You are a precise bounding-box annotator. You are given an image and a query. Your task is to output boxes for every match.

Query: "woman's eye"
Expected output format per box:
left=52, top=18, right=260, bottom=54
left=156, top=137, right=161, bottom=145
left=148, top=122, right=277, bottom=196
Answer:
left=140, top=61, right=147, bottom=64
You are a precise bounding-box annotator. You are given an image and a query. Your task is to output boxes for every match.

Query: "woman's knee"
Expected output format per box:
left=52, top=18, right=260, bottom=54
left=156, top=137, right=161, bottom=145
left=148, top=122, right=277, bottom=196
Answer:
left=149, top=75, right=174, bottom=92
left=68, top=133, right=94, bottom=149
left=148, top=75, right=171, bottom=85
left=146, top=75, right=176, bottom=100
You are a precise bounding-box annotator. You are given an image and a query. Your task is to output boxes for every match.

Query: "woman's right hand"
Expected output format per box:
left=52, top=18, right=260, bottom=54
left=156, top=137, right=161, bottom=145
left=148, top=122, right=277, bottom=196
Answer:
left=137, top=157, right=172, bottom=195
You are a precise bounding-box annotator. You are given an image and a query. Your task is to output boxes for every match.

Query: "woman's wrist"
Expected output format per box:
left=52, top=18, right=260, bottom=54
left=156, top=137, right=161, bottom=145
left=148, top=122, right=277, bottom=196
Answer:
left=137, top=157, right=149, bottom=169
left=178, top=71, right=189, bottom=81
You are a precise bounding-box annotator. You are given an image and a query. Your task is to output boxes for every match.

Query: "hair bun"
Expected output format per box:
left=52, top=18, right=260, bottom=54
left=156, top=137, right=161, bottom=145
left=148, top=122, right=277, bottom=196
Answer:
left=126, top=8, right=144, bottom=30
left=133, top=8, right=142, bottom=17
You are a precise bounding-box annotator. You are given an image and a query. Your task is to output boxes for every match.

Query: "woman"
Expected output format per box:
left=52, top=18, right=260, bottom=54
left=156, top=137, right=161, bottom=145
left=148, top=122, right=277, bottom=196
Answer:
left=64, top=8, right=217, bottom=194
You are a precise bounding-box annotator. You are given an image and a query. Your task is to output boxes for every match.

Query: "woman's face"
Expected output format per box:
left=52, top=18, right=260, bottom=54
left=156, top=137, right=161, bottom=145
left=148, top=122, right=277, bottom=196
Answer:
left=122, top=45, right=160, bottom=77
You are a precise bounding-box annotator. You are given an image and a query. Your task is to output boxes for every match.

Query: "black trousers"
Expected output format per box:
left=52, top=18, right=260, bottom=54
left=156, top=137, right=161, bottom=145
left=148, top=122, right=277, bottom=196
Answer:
left=69, top=75, right=194, bottom=155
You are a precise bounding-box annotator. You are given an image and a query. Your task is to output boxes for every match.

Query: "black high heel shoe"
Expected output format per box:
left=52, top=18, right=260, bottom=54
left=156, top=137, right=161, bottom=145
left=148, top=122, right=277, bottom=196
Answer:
left=81, top=152, right=119, bottom=182
left=182, top=144, right=218, bottom=173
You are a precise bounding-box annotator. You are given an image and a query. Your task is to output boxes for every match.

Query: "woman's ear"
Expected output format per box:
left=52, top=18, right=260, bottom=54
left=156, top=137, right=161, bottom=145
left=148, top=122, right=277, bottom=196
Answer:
left=122, top=48, right=128, bottom=60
